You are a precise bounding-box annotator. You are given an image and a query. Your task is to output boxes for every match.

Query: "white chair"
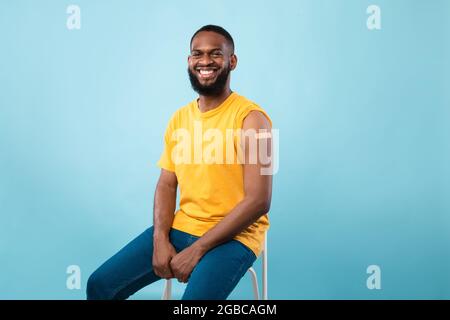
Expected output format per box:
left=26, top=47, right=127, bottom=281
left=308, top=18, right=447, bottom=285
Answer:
left=161, top=232, right=268, bottom=300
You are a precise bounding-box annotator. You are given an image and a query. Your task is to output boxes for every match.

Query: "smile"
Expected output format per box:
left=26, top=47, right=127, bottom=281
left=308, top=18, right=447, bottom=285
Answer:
left=195, top=67, right=218, bottom=79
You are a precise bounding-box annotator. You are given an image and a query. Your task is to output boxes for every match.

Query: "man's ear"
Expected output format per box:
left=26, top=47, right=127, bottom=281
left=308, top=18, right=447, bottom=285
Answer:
left=230, top=54, right=238, bottom=71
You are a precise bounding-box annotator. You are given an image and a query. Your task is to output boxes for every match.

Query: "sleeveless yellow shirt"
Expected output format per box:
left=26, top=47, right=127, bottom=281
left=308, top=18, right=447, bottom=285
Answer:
left=157, top=92, right=271, bottom=257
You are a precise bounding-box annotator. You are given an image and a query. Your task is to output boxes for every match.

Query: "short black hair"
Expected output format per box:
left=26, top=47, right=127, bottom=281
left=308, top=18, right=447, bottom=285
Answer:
left=190, top=25, right=235, bottom=53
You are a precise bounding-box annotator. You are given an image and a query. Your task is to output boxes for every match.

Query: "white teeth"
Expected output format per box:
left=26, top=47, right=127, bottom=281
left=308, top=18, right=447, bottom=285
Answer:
left=199, top=70, right=214, bottom=75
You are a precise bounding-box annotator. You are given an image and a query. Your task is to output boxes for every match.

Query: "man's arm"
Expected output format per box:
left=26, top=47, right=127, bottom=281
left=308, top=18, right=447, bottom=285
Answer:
left=169, top=111, right=272, bottom=282
left=153, top=169, right=178, bottom=239
left=193, top=110, right=273, bottom=252
left=152, top=169, right=178, bottom=279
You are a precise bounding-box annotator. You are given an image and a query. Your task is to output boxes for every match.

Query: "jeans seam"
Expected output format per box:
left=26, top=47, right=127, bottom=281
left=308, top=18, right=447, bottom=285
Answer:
left=234, top=240, right=256, bottom=264
left=108, top=269, right=155, bottom=300
left=219, top=246, right=255, bottom=299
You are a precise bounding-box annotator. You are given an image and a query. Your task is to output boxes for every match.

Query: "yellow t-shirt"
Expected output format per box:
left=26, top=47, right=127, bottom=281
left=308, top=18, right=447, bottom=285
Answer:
left=157, top=92, right=271, bottom=257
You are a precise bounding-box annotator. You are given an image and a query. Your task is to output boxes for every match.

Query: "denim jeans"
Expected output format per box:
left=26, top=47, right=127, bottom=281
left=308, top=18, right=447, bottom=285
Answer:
left=86, top=226, right=257, bottom=300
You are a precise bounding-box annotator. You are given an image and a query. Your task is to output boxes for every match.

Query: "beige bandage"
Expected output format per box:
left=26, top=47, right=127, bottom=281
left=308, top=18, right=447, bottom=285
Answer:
left=254, top=132, right=272, bottom=139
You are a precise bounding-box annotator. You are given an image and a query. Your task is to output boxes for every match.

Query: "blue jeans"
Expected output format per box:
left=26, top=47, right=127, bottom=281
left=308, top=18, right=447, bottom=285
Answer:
left=86, top=226, right=257, bottom=300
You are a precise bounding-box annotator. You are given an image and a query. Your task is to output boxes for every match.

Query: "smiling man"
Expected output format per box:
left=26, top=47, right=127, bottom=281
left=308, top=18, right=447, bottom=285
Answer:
left=87, top=25, right=273, bottom=300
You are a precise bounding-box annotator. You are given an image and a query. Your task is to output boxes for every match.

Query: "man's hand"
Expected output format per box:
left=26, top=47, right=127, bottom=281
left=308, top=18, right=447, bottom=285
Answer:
left=169, top=244, right=205, bottom=283
left=152, top=238, right=177, bottom=279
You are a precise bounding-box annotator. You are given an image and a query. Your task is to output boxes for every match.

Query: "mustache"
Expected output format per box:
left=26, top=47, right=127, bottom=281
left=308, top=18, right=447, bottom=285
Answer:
left=192, top=63, right=221, bottom=69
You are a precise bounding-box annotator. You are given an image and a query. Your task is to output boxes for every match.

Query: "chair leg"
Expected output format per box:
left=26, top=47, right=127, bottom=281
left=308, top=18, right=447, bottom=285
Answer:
left=262, top=233, right=268, bottom=300
left=247, top=267, right=260, bottom=300
left=161, top=279, right=172, bottom=300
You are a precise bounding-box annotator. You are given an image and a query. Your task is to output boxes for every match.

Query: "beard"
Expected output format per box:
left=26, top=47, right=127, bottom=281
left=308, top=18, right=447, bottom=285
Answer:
left=188, top=64, right=231, bottom=96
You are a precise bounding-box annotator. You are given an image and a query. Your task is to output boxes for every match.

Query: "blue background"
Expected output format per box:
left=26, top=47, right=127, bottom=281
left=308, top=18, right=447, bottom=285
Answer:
left=0, top=0, right=449, bottom=299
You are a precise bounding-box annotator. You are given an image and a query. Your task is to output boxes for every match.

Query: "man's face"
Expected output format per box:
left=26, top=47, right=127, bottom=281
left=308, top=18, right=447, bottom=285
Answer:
left=188, top=31, right=237, bottom=96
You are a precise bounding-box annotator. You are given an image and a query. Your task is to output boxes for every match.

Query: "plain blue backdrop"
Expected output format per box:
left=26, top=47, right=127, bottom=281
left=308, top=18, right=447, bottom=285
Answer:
left=0, top=0, right=449, bottom=299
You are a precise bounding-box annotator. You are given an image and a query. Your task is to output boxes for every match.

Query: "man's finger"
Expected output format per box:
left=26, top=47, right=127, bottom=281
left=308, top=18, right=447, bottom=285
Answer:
left=164, top=269, right=174, bottom=279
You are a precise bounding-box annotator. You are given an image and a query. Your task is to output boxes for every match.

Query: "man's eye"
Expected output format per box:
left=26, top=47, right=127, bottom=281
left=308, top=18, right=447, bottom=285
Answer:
left=211, top=52, right=222, bottom=57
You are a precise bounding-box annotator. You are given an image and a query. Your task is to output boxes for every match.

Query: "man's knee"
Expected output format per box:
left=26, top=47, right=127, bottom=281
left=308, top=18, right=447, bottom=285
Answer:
left=86, top=270, right=112, bottom=300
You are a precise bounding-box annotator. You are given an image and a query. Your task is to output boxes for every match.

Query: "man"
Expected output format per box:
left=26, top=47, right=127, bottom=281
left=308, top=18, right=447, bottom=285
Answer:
left=87, top=25, right=273, bottom=300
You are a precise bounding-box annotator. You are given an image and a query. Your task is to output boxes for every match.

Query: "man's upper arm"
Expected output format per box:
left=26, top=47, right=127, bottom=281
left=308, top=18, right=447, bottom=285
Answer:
left=158, top=168, right=178, bottom=191
left=241, top=111, right=273, bottom=212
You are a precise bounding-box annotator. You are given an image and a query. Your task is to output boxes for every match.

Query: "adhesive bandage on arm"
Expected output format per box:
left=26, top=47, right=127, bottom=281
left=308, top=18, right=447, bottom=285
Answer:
left=254, top=132, right=272, bottom=139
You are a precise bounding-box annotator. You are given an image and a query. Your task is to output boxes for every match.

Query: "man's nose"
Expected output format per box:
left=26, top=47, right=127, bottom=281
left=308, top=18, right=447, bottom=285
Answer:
left=199, top=53, right=213, bottom=65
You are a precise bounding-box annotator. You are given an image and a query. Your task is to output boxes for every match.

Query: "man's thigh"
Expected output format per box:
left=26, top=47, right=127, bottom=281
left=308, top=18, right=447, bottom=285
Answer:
left=87, top=226, right=193, bottom=299
left=181, top=240, right=257, bottom=300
